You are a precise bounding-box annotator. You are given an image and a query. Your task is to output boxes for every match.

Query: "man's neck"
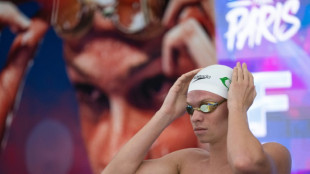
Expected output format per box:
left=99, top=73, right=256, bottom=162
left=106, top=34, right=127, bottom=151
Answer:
left=207, top=137, right=229, bottom=167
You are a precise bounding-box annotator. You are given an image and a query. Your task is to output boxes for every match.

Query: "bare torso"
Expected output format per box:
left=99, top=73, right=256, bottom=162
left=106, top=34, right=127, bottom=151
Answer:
left=177, top=148, right=233, bottom=174
left=137, top=148, right=234, bottom=174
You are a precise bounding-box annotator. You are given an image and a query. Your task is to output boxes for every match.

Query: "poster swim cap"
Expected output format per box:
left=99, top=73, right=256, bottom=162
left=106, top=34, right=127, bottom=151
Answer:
left=188, top=65, right=233, bottom=99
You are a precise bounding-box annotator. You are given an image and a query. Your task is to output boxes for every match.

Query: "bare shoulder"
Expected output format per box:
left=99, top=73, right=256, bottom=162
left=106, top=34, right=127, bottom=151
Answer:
left=262, top=142, right=291, bottom=160
left=263, top=142, right=292, bottom=174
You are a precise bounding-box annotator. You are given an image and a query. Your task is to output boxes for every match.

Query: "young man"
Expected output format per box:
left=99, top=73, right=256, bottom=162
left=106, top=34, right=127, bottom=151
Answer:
left=102, top=62, right=291, bottom=174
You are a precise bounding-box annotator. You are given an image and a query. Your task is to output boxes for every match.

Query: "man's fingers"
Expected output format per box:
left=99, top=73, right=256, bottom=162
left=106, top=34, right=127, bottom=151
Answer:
left=249, top=71, right=256, bottom=99
left=242, top=62, right=249, bottom=82
left=237, top=62, right=243, bottom=82
left=249, top=72, right=254, bottom=86
left=180, top=68, right=201, bottom=84
left=232, top=66, right=238, bottom=83
left=185, top=68, right=201, bottom=77
left=170, top=68, right=200, bottom=95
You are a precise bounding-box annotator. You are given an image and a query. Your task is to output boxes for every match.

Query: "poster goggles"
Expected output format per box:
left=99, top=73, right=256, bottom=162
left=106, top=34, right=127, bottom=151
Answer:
left=51, top=0, right=168, bottom=39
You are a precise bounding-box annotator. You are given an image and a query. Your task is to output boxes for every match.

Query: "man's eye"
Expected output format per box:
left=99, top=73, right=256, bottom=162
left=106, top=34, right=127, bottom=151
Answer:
left=127, top=74, right=174, bottom=110
left=73, top=83, right=109, bottom=110
left=200, top=104, right=209, bottom=112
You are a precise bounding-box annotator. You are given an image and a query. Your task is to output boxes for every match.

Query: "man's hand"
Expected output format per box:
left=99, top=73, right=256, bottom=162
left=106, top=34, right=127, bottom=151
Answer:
left=227, top=62, right=256, bottom=114
left=226, top=63, right=291, bottom=174
left=159, top=68, right=201, bottom=122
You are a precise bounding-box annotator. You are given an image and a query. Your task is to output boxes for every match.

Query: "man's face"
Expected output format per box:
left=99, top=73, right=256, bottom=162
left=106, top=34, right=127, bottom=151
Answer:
left=62, top=9, right=198, bottom=173
left=187, top=90, right=229, bottom=144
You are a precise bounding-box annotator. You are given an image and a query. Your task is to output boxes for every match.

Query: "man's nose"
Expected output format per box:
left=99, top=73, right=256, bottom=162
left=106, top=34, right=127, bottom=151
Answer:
left=191, top=111, right=204, bottom=122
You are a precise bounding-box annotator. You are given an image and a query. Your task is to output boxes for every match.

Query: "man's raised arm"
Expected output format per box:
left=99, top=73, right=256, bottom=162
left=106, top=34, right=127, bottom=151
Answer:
left=226, top=62, right=291, bottom=174
left=102, top=69, right=200, bottom=174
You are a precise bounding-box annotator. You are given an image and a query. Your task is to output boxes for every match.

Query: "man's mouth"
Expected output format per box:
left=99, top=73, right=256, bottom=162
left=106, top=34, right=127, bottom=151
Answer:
left=194, top=127, right=208, bottom=134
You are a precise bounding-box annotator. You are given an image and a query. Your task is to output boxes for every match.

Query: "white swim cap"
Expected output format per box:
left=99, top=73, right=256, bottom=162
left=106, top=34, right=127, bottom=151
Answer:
left=188, top=64, right=233, bottom=99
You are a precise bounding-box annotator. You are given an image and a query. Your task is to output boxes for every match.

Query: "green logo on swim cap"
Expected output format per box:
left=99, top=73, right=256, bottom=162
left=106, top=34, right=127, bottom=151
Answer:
left=220, top=77, right=231, bottom=90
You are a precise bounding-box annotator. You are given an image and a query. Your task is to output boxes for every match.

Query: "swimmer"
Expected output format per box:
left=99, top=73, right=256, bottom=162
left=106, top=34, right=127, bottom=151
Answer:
left=102, top=62, right=291, bottom=174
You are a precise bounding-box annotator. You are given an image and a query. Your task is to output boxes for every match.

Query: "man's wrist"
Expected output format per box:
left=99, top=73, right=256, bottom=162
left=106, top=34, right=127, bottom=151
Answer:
left=228, top=106, right=247, bottom=116
left=155, top=109, right=175, bottom=125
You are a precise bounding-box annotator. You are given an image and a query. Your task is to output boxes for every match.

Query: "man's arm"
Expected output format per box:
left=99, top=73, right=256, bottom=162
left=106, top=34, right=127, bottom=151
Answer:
left=102, top=69, right=201, bottom=174
left=226, top=62, right=291, bottom=174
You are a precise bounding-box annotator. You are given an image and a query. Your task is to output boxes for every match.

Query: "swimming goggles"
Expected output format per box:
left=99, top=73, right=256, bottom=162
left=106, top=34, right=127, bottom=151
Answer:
left=186, top=99, right=226, bottom=115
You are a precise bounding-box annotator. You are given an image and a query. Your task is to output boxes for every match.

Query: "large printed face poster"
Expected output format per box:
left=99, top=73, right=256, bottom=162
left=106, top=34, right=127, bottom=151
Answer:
left=0, top=0, right=309, bottom=173
left=0, top=0, right=213, bottom=173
